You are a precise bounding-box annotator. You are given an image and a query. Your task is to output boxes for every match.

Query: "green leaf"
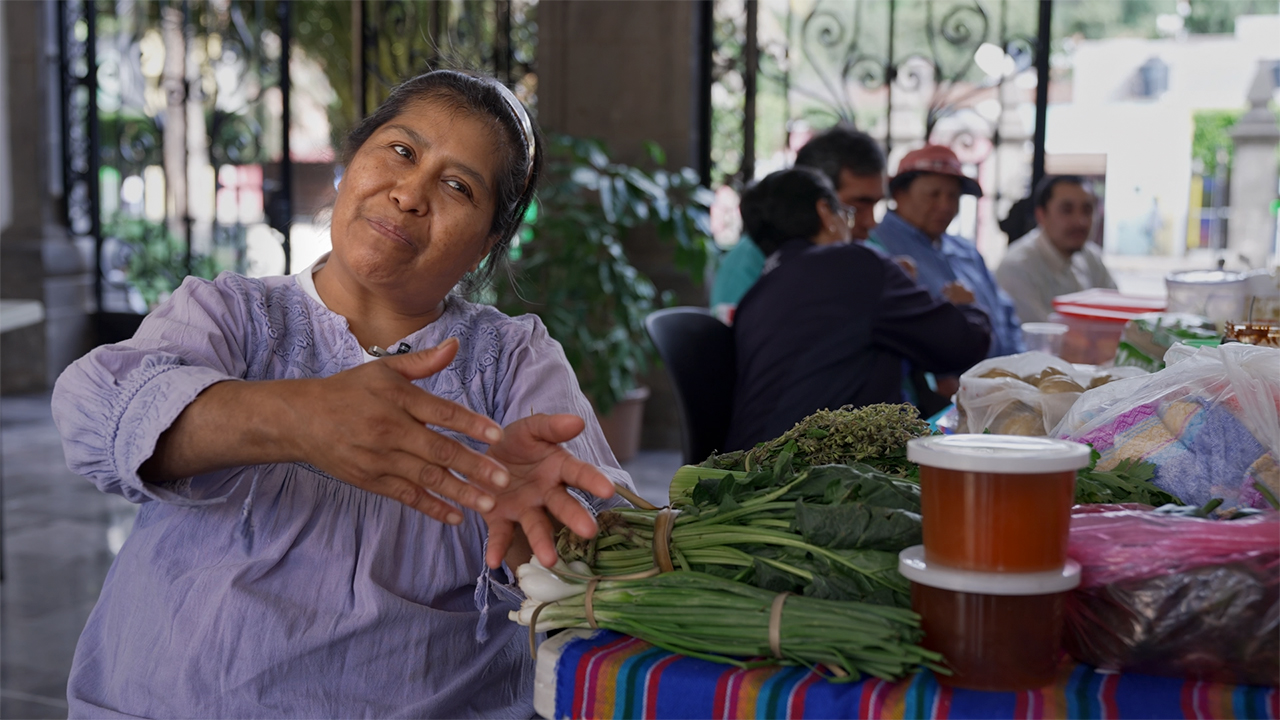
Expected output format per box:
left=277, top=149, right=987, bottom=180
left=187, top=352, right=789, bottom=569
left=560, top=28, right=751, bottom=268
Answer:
left=821, top=548, right=912, bottom=598
left=489, top=132, right=714, bottom=413
left=793, top=501, right=922, bottom=551
left=805, top=573, right=899, bottom=606
left=643, top=140, right=667, bottom=166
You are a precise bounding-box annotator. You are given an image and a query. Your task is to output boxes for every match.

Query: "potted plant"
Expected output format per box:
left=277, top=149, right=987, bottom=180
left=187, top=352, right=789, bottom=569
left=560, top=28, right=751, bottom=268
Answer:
left=97, top=217, right=229, bottom=343
left=490, top=134, right=714, bottom=461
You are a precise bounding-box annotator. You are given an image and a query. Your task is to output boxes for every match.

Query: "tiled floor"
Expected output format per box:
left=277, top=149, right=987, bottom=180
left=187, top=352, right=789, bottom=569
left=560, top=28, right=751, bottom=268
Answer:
left=0, top=391, right=681, bottom=719
left=1, top=393, right=138, bottom=719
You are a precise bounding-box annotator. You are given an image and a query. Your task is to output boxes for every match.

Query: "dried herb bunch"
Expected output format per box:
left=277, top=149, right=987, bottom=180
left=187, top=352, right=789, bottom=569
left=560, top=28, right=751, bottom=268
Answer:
left=703, top=404, right=932, bottom=479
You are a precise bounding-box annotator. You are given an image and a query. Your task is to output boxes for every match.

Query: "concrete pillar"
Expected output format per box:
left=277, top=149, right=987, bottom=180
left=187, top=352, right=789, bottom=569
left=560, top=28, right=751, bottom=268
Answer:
left=1228, top=60, right=1280, bottom=269
left=1, top=1, right=95, bottom=394
left=538, top=1, right=707, bottom=450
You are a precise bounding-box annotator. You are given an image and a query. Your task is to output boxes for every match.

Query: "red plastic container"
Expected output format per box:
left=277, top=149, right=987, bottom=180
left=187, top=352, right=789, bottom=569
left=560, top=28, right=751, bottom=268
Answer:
left=909, top=435, right=1090, bottom=572
left=899, top=545, right=1081, bottom=691
left=1051, top=288, right=1166, bottom=315
left=1051, top=289, right=1166, bottom=364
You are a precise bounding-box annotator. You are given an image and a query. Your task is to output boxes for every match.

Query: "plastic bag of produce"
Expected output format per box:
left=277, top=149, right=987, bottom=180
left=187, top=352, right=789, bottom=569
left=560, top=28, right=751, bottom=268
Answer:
left=955, top=352, right=1143, bottom=436
left=1056, top=343, right=1280, bottom=508
left=1064, top=507, right=1279, bottom=686
left=1114, top=312, right=1219, bottom=372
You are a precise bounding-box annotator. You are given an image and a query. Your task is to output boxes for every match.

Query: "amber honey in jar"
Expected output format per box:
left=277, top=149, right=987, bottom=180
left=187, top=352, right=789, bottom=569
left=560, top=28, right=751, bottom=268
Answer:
left=899, top=545, right=1081, bottom=692
left=908, top=435, right=1090, bottom=572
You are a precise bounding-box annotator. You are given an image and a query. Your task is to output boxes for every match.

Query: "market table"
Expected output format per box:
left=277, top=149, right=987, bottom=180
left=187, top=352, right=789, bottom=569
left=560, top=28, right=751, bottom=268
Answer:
left=534, top=629, right=1278, bottom=720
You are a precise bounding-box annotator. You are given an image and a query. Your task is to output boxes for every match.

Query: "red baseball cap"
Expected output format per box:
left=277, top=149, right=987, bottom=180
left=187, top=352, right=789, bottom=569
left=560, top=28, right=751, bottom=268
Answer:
left=893, top=144, right=983, bottom=197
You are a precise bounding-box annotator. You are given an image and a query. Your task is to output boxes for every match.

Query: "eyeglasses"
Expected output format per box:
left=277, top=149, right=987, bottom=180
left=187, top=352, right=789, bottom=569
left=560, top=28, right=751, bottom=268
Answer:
left=837, top=204, right=856, bottom=230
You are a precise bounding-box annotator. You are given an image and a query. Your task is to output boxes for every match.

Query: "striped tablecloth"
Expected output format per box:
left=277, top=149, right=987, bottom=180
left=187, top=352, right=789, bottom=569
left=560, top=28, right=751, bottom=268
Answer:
left=534, top=629, right=1279, bottom=719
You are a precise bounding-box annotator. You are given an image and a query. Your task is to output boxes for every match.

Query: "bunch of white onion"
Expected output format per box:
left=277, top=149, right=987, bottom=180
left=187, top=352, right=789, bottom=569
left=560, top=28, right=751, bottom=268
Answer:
left=514, top=557, right=594, bottom=605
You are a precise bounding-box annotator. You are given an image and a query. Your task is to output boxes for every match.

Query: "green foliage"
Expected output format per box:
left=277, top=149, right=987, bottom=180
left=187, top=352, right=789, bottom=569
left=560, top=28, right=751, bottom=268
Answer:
left=1053, top=0, right=1170, bottom=40
left=1075, top=450, right=1180, bottom=506
left=292, top=1, right=359, bottom=152
left=1192, top=109, right=1242, bottom=175
left=1183, top=0, right=1279, bottom=34
left=106, top=218, right=227, bottom=310
left=491, top=134, right=714, bottom=415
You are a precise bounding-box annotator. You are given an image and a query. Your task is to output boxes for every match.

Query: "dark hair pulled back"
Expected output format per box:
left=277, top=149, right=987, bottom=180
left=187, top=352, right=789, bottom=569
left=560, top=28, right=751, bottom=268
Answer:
left=739, top=167, right=839, bottom=256
left=343, top=69, right=545, bottom=292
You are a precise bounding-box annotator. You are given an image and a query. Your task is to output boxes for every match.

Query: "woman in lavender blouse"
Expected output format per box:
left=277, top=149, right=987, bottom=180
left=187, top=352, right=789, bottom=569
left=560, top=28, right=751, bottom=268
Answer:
left=51, top=70, right=633, bottom=718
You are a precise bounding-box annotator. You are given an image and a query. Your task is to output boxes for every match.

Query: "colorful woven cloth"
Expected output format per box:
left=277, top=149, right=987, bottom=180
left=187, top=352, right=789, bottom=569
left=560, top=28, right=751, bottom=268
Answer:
left=1071, top=396, right=1274, bottom=508
left=538, top=630, right=1279, bottom=719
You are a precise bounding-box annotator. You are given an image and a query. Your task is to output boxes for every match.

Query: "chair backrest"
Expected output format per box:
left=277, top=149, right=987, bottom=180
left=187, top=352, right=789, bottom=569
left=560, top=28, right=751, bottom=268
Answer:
left=644, top=307, right=736, bottom=466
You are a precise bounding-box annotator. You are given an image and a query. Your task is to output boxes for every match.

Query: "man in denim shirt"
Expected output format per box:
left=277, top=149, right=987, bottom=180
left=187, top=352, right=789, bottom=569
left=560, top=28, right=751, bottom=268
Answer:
left=875, top=145, right=1024, bottom=352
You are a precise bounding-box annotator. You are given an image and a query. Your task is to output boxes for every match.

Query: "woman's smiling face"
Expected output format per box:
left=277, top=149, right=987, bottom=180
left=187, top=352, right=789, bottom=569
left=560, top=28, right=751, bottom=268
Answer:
left=328, top=98, right=503, bottom=311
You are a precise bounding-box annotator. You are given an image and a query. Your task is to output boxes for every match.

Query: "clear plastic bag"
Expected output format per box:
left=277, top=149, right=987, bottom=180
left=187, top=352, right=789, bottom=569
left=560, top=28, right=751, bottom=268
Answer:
left=1055, top=344, right=1280, bottom=508
left=1064, top=507, right=1279, bottom=686
left=955, top=351, right=1144, bottom=436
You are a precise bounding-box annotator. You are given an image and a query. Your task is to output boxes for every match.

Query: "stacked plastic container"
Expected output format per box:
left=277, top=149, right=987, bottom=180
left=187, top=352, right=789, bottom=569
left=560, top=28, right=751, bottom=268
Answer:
left=1049, top=288, right=1166, bottom=365
left=899, top=434, right=1092, bottom=691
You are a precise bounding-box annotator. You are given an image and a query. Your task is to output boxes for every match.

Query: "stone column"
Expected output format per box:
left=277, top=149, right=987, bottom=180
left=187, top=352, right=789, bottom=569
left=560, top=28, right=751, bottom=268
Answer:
left=1, top=1, right=95, bottom=394
left=1228, top=60, right=1280, bottom=269
left=538, top=1, right=707, bottom=450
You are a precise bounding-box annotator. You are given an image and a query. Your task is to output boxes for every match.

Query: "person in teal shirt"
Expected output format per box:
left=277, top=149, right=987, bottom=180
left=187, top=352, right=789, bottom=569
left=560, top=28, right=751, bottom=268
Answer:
left=711, top=124, right=887, bottom=323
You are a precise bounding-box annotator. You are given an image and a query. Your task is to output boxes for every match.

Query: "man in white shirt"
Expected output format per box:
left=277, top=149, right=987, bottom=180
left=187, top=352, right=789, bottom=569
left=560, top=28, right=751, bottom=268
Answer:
left=996, top=175, right=1116, bottom=323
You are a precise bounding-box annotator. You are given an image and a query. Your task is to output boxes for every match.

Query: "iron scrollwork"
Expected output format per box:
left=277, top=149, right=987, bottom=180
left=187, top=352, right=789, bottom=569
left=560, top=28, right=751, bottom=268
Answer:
left=64, top=0, right=539, bottom=317
left=791, top=0, right=1025, bottom=155
left=711, top=0, right=1048, bottom=242
left=59, top=0, right=99, bottom=242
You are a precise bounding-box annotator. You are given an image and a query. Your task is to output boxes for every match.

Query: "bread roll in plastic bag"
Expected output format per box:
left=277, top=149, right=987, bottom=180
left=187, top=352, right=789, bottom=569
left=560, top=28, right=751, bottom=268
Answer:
left=1055, top=344, right=1280, bottom=508
left=1065, top=507, right=1279, bottom=686
left=955, top=351, right=1144, bottom=436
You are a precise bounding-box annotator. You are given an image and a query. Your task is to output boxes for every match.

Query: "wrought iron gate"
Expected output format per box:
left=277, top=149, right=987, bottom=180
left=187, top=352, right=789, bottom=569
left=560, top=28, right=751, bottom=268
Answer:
left=706, top=0, right=1053, bottom=251
left=59, top=0, right=536, bottom=322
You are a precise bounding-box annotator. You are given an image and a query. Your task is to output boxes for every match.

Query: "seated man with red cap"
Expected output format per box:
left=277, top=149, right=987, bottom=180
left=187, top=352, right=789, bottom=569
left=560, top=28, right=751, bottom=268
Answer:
left=873, top=145, right=1024, bottom=400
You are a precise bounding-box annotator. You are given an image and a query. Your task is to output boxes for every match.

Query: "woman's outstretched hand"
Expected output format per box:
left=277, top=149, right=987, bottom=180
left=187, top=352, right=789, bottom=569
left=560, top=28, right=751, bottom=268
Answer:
left=284, top=338, right=514, bottom=524
left=480, top=413, right=616, bottom=569
left=142, top=337, right=514, bottom=525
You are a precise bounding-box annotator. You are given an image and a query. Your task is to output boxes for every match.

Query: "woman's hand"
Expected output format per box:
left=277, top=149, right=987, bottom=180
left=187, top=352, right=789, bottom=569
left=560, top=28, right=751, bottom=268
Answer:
left=143, top=338, right=513, bottom=525
left=480, top=413, right=617, bottom=569
left=284, top=338, right=513, bottom=523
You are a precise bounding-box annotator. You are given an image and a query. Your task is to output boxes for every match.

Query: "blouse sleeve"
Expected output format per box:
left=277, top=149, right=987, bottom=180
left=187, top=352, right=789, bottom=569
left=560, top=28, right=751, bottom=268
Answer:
left=491, top=315, right=637, bottom=513
left=51, top=273, right=257, bottom=505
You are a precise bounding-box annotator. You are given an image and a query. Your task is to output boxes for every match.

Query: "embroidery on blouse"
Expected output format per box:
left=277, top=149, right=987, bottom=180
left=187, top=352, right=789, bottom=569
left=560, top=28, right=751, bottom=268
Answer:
left=218, top=276, right=539, bottom=638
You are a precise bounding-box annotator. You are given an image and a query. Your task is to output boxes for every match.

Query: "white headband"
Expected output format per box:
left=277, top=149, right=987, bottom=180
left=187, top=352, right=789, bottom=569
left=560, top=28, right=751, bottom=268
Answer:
left=491, top=80, right=535, bottom=190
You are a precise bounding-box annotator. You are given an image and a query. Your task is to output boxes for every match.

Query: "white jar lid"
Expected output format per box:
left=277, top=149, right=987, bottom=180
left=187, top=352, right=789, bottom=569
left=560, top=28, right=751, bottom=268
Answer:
left=898, top=545, right=1081, bottom=596
left=907, top=434, right=1091, bottom=474
left=1167, top=270, right=1246, bottom=285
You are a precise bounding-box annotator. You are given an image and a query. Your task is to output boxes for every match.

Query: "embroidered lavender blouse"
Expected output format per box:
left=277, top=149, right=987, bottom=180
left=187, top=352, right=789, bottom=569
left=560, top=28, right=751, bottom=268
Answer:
left=51, top=265, right=633, bottom=718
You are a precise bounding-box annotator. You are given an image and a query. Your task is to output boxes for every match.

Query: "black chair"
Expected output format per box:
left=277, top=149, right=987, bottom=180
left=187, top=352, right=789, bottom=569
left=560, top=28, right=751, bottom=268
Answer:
left=644, top=307, right=736, bottom=465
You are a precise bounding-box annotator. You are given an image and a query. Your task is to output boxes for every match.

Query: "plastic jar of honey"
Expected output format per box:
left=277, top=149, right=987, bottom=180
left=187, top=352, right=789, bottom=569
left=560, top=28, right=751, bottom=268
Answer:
left=908, top=435, right=1090, bottom=572
left=899, top=545, right=1081, bottom=691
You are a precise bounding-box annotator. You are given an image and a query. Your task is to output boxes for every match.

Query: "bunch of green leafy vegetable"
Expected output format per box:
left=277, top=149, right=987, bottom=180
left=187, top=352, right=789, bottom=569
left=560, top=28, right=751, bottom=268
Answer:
left=1074, top=450, right=1180, bottom=506
left=698, top=404, right=932, bottom=480
left=691, top=404, right=1175, bottom=507
left=558, top=446, right=921, bottom=607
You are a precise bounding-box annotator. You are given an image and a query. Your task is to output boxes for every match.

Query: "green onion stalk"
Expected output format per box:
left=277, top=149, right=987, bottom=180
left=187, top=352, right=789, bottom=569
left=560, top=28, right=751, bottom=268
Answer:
left=557, top=463, right=920, bottom=606
left=513, top=560, right=945, bottom=682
